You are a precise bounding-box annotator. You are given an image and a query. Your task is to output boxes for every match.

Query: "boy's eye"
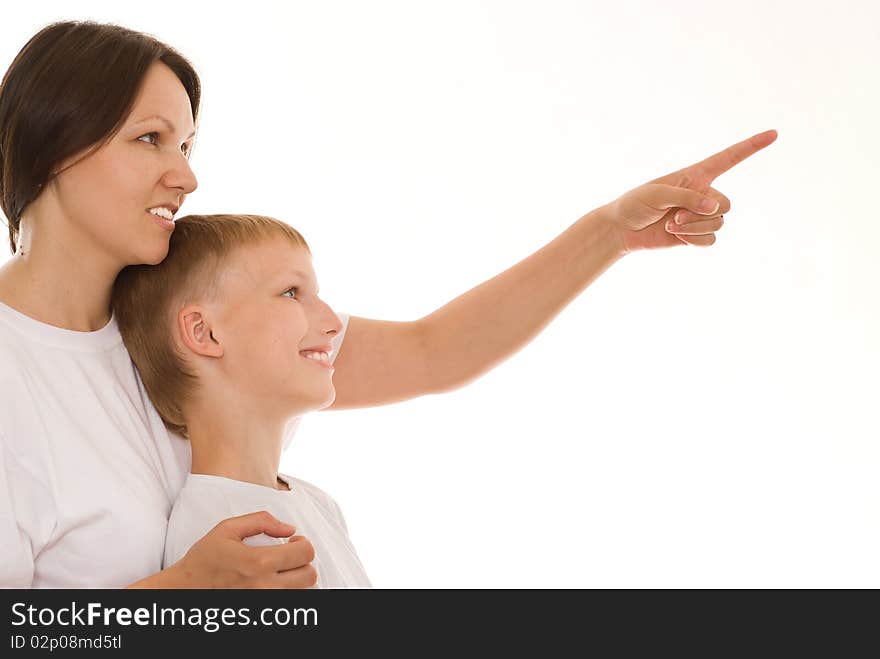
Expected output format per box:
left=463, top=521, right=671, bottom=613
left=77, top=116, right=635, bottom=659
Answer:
left=282, top=287, right=299, bottom=299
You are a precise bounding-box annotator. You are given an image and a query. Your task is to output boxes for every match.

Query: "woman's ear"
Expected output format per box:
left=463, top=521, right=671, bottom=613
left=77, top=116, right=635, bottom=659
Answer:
left=177, top=305, right=224, bottom=358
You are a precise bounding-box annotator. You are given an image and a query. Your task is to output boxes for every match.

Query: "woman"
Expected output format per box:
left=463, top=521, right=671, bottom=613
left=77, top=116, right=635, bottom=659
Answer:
left=0, top=21, right=317, bottom=588
left=0, top=20, right=776, bottom=588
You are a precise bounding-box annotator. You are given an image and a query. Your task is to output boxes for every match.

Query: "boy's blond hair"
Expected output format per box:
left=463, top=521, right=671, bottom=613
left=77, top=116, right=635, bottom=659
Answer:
left=112, top=213, right=310, bottom=438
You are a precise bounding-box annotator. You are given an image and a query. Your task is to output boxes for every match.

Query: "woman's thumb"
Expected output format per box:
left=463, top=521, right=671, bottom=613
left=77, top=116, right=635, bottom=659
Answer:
left=683, top=190, right=720, bottom=215
left=645, top=184, right=719, bottom=215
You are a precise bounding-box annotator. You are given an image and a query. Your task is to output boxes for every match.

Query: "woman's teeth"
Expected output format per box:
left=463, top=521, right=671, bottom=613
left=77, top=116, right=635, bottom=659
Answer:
left=148, top=207, right=174, bottom=221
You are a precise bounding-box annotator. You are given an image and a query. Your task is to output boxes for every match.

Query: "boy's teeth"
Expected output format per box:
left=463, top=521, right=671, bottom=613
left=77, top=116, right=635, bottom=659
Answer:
left=301, top=351, right=330, bottom=363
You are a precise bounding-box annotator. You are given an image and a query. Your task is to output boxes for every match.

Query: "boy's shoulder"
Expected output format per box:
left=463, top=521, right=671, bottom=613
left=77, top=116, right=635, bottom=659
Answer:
left=282, top=474, right=345, bottom=516
left=284, top=474, right=330, bottom=499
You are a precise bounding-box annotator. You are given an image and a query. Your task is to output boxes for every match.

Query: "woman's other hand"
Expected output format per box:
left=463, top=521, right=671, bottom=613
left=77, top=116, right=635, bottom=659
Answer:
left=165, top=511, right=317, bottom=588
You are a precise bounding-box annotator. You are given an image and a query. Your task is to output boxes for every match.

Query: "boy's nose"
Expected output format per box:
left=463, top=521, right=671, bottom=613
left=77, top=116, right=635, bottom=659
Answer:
left=325, top=310, right=344, bottom=337
left=309, top=303, right=343, bottom=340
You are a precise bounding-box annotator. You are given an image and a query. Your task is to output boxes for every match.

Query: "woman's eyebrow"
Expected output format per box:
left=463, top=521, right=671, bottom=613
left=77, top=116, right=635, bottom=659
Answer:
left=134, top=114, right=196, bottom=140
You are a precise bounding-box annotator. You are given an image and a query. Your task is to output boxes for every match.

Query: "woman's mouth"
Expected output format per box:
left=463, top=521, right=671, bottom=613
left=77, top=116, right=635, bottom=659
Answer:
left=147, top=210, right=174, bottom=232
left=147, top=206, right=176, bottom=231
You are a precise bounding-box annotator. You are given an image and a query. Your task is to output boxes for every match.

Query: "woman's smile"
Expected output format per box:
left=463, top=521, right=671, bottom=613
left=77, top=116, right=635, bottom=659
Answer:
left=147, top=210, right=175, bottom=232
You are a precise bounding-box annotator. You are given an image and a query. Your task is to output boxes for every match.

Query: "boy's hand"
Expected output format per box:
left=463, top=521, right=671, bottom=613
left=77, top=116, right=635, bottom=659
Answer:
left=170, top=511, right=318, bottom=588
left=603, top=130, right=777, bottom=254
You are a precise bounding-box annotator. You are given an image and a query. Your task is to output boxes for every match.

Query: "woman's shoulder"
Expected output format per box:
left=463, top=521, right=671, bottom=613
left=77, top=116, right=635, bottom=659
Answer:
left=0, top=321, right=31, bottom=383
left=0, top=302, right=124, bottom=356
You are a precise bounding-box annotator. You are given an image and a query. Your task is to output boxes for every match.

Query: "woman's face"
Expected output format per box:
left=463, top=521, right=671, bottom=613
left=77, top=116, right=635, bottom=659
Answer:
left=45, top=61, right=198, bottom=267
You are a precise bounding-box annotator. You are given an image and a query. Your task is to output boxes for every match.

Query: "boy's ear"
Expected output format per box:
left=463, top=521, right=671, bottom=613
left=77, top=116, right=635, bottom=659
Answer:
left=177, top=305, right=224, bottom=358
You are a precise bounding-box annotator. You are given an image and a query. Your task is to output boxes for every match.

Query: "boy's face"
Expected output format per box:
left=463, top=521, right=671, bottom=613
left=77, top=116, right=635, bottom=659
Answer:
left=208, top=236, right=342, bottom=417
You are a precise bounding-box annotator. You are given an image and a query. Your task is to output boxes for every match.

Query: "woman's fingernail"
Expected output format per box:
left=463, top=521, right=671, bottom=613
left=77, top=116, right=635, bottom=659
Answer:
left=675, top=210, right=686, bottom=224
left=700, top=198, right=719, bottom=213
left=666, top=220, right=676, bottom=232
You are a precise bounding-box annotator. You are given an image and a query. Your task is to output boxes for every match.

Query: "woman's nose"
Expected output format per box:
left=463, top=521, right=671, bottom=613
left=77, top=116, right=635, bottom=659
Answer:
left=163, top=152, right=198, bottom=195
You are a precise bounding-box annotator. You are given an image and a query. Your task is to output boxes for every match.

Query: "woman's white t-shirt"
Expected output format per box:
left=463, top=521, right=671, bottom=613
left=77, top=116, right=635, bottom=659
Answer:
left=164, top=473, right=371, bottom=588
left=0, top=300, right=348, bottom=588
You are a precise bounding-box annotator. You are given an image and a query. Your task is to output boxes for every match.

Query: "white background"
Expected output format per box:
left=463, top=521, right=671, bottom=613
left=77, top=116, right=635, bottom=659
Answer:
left=2, top=1, right=877, bottom=587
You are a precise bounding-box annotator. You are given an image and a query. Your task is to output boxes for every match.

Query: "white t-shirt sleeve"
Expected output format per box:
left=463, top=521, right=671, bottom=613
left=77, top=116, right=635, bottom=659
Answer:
left=330, top=312, right=350, bottom=365
left=0, top=436, right=39, bottom=587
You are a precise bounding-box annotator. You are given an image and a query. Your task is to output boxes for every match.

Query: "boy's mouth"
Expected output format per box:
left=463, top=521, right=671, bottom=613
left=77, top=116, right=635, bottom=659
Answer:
left=300, top=350, right=333, bottom=370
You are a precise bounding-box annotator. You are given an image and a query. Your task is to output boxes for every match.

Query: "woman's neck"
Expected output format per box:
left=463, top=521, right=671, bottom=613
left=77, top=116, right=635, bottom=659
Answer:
left=0, top=205, right=120, bottom=331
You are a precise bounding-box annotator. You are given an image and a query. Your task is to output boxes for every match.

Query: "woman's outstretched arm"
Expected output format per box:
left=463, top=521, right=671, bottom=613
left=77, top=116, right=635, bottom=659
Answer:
left=326, top=130, right=777, bottom=410
left=327, top=205, right=623, bottom=409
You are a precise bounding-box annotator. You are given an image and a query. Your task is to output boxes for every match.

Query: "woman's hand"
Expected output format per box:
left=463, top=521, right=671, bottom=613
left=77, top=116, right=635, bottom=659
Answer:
left=604, top=129, right=777, bottom=254
left=162, top=511, right=317, bottom=589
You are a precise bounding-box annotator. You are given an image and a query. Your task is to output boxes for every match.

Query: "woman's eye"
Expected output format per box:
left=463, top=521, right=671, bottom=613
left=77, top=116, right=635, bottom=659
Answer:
left=139, top=132, right=190, bottom=156
left=282, top=287, right=299, bottom=300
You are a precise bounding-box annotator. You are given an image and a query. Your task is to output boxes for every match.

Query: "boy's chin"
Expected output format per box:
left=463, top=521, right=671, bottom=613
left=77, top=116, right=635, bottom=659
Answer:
left=315, top=386, right=337, bottom=410
left=286, top=386, right=336, bottom=415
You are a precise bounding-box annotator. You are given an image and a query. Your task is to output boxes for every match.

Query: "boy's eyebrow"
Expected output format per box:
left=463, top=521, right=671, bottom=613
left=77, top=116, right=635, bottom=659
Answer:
left=286, top=269, right=320, bottom=295
left=134, top=114, right=196, bottom=140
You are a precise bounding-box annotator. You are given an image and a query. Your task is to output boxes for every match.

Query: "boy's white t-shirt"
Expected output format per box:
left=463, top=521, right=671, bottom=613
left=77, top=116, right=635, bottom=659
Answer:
left=0, top=300, right=349, bottom=588
left=164, top=473, right=371, bottom=588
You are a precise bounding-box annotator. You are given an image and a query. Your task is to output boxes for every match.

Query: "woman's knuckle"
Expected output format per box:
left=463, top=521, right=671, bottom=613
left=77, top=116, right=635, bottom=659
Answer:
left=290, top=535, right=316, bottom=563
left=251, top=553, right=273, bottom=574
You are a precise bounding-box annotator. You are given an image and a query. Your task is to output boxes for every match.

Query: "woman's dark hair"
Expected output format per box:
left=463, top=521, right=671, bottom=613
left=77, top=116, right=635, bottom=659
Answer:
left=0, top=21, right=201, bottom=254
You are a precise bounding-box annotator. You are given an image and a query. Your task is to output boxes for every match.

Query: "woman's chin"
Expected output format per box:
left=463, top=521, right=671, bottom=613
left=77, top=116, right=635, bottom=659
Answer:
left=136, top=242, right=171, bottom=266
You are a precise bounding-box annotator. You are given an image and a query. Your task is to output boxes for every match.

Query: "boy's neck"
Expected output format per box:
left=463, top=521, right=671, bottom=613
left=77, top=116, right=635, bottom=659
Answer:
left=186, top=412, right=289, bottom=491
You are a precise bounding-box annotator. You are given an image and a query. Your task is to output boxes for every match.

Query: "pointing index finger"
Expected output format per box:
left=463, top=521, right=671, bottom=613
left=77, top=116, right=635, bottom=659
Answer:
left=691, top=129, right=778, bottom=182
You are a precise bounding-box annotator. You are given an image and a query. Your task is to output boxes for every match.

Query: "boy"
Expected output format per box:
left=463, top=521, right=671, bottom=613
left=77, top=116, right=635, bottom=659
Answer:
left=112, top=213, right=371, bottom=588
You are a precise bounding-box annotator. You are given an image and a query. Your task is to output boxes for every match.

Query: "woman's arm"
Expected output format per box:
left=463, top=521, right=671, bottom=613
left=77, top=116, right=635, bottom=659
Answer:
left=127, top=565, right=187, bottom=589
left=326, top=206, right=623, bottom=409
left=326, top=130, right=777, bottom=410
